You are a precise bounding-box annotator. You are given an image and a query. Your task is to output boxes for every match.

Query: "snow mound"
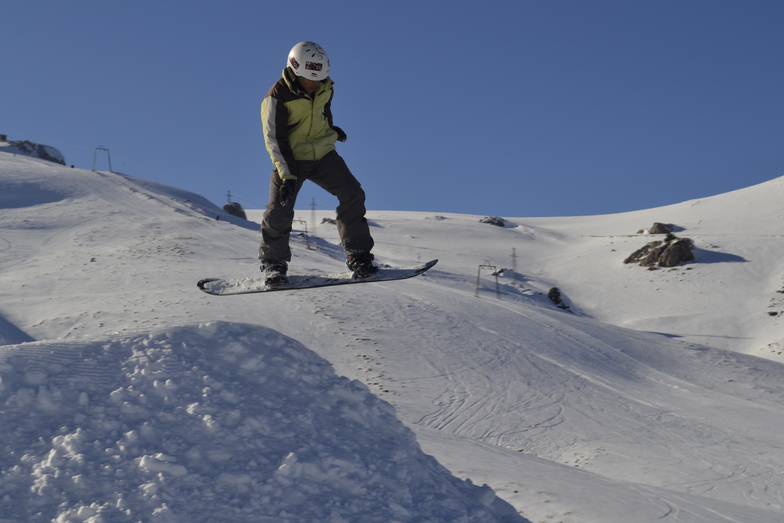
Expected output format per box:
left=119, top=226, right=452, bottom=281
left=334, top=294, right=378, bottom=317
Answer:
left=0, top=322, right=524, bottom=523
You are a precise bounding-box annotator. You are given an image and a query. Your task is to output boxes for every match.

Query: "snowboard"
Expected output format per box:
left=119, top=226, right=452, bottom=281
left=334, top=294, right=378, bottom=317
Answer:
left=198, top=259, right=438, bottom=296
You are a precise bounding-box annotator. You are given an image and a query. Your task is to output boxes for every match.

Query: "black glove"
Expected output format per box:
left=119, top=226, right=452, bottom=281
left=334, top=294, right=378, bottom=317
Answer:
left=279, top=179, right=298, bottom=207
left=333, top=126, right=347, bottom=142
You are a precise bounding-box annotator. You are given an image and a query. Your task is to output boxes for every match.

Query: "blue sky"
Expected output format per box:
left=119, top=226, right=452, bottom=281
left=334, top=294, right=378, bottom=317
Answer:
left=3, top=0, right=783, bottom=217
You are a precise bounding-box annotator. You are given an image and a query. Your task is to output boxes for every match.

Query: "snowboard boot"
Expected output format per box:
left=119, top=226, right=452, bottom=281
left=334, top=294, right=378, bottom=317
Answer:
left=261, top=261, right=288, bottom=286
left=346, top=252, right=379, bottom=279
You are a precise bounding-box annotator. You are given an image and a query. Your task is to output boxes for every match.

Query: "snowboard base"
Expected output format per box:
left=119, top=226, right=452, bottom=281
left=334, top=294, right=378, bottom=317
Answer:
left=198, top=259, right=438, bottom=296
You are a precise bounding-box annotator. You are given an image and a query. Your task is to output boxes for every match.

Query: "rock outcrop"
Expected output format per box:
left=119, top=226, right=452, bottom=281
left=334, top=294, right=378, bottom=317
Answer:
left=624, top=233, right=695, bottom=268
left=222, top=201, right=247, bottom=220
left=0, top=137, right=66, bottom=165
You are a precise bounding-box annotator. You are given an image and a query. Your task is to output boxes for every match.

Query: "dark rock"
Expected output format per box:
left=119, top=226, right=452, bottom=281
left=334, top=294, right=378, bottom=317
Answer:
left=480, top=216, right=505, bottom=227
left=222, top=201, right=247, bottom=220
left=649, top=222, right=675, bottom=234
left=625, top=233, right=695, bottom=268
left=658, top=237, right=695, bottom=267
left=547, top=287, right=571, bottom=311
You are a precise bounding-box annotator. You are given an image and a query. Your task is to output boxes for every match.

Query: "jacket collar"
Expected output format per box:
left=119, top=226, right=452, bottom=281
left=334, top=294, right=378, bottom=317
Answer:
left=282, top=68, right=333, bottom=97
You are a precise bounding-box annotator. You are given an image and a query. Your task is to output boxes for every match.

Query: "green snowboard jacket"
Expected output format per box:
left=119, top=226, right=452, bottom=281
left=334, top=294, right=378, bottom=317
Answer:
left=261, top=68, right=340, bottom=181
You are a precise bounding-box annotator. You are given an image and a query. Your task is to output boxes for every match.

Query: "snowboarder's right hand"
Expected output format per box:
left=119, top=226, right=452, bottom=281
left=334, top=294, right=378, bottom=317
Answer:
left=279, top=179, right=297, bottom=207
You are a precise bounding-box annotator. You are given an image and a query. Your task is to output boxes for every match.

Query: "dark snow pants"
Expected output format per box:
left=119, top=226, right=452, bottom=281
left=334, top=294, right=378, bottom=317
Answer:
left=259, top=151, right=374, bottom=264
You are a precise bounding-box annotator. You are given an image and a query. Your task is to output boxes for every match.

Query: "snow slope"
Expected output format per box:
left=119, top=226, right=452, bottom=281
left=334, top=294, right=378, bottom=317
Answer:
left=2, top=150, right=784, bottom=522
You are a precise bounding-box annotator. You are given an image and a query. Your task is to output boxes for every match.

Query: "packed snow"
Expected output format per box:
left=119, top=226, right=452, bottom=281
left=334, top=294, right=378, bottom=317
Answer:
left=2, top=149, right=784, bottom=522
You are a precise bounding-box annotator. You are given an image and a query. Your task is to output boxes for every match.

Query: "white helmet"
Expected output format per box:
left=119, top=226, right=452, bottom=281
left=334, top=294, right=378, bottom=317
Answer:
left=287, top=41, right=330, bottom=81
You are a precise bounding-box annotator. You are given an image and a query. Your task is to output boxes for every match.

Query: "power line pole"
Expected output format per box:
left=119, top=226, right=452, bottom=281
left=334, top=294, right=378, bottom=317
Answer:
left=293, top=219, right=311, bottom=250
left=310, top=198, right=318, bottom=239
left=92, top=147, right=112, bottom=172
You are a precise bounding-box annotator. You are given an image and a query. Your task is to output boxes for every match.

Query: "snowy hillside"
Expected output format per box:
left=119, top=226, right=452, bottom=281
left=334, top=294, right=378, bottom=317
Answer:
left=2, top=150, right=784, bottom=522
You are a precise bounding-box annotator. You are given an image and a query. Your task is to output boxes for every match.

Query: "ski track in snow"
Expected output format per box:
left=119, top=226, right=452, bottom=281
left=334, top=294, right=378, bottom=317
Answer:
left=302, top=281, right=784, bottom=509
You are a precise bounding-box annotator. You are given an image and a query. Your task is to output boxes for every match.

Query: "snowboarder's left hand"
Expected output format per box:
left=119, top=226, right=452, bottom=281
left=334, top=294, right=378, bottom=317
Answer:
left=279, top=179, right=298, bottom=207
left=333, top=126, right=347, bottom=142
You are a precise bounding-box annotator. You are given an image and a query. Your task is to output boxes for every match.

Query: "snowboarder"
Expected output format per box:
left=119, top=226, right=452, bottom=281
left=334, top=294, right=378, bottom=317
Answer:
left=258, top=41, right=377, bottom=285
